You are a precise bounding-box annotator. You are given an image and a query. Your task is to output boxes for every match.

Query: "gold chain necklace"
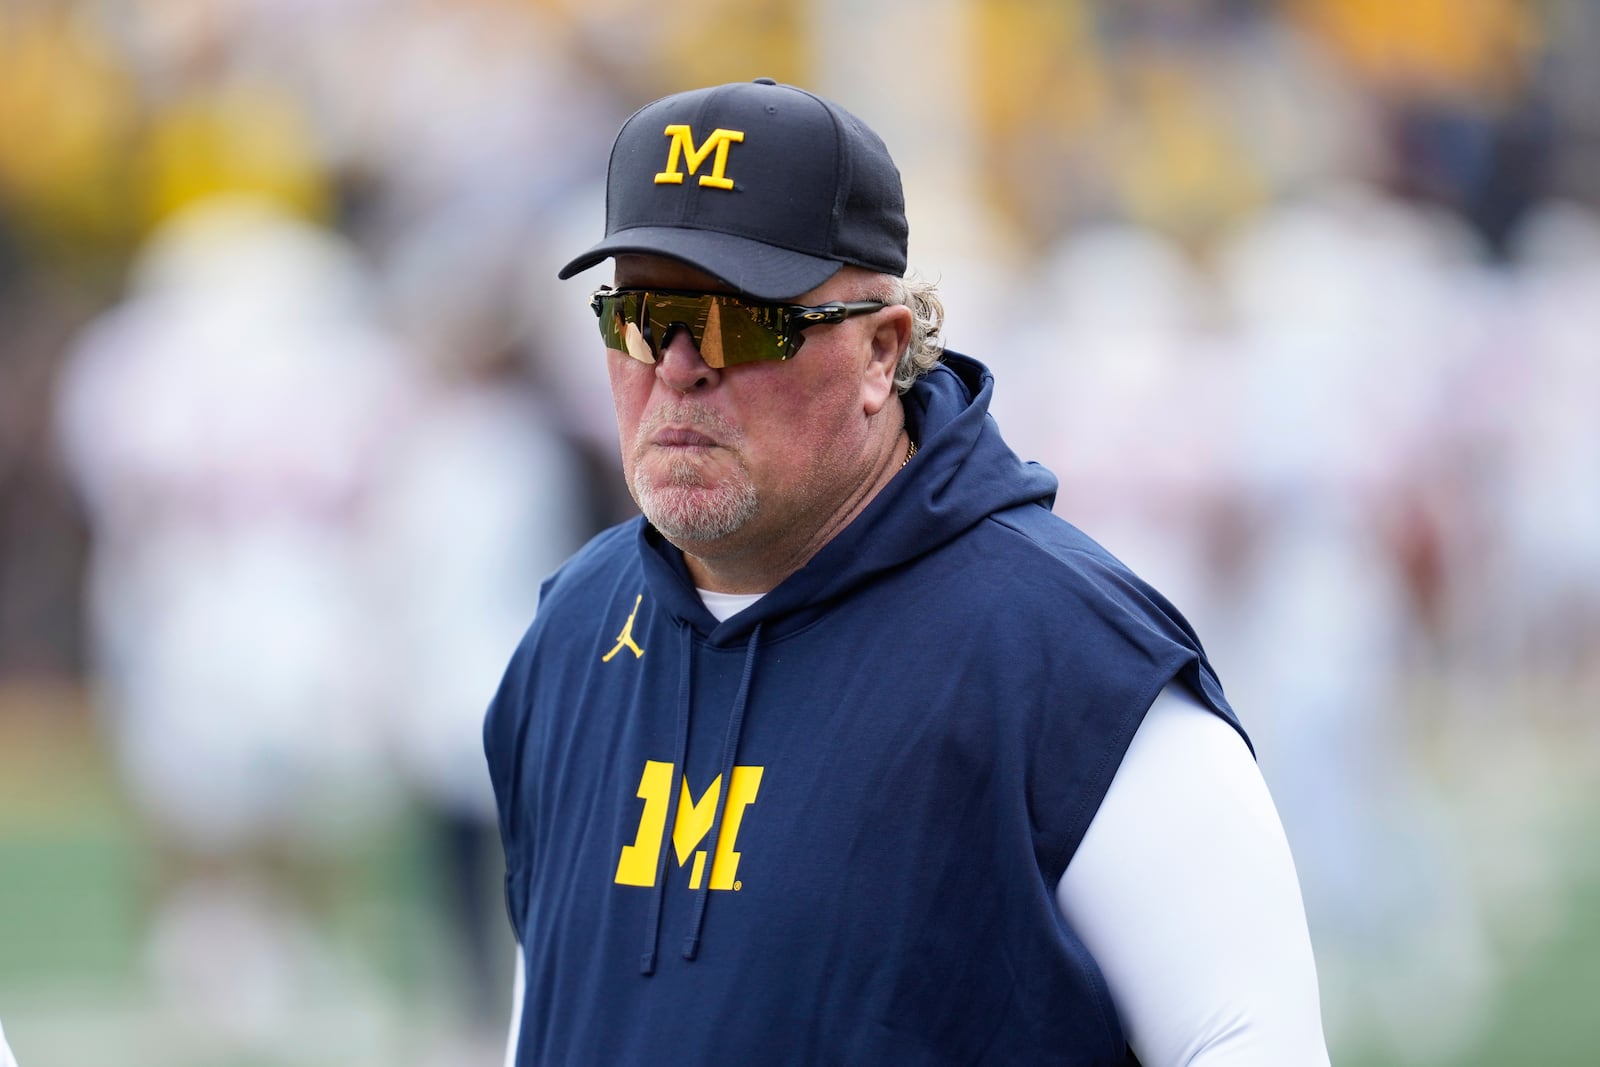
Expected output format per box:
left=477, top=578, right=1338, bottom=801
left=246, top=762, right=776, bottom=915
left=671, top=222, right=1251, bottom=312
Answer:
left=901, top=438, right=918, bottom=469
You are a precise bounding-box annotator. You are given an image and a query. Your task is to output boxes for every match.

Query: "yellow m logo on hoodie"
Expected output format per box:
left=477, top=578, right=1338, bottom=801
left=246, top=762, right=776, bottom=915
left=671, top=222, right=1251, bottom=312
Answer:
left=615, top=761, right=764, bottom=890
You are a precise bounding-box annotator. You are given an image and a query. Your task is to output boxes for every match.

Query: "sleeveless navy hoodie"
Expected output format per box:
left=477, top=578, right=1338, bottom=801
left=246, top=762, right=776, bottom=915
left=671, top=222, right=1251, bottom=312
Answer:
left=485, top=353, right=1244, bottom=1065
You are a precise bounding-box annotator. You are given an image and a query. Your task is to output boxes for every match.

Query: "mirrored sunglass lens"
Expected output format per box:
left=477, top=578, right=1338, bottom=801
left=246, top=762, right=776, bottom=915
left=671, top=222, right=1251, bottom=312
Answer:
left=592, top=293, right=649, bottom=364
left=702, top=299, right=789, bottom=367
left=644, top=294, right=715, bottom=364
left=657, top=296, right=764, bottom=368
left=595, top=293, right=632, bottom=346
left=596, top=292, right=793, bottom=368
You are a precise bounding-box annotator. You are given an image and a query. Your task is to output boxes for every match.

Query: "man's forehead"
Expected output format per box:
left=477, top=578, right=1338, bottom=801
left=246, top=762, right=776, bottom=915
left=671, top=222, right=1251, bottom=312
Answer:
left=612, top=254, right=731, bottom=293
left=612, top=254, right=853, bottom=303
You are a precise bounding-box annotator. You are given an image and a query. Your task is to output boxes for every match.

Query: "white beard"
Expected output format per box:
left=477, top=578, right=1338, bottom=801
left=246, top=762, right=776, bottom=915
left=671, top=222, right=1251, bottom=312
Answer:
left=632, top=456, right=759, bottom=543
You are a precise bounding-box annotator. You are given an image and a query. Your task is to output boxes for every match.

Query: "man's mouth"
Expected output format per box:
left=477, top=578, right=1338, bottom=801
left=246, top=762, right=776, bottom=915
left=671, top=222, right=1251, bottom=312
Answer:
left=653, top=428, right=721, bottom=449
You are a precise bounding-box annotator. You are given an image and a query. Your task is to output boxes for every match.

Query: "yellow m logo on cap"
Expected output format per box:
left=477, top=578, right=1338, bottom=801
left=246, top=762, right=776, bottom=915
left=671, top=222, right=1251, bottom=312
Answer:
left=655, top=125, right=745, bottom=190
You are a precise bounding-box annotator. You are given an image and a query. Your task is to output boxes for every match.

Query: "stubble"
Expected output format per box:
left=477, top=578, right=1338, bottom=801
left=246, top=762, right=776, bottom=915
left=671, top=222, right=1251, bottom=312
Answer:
left=628, top=403, right=759, bottom=543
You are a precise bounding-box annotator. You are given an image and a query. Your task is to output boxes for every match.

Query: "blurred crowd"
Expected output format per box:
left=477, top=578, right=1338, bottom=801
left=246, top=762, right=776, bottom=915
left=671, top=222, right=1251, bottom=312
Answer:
left=2, top=0, right=1598, bottom=1064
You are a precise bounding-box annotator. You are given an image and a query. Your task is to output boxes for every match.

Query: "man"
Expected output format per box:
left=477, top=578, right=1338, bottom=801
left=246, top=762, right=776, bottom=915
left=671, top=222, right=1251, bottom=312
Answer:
left=485, top=79, right=1329, bottom=1065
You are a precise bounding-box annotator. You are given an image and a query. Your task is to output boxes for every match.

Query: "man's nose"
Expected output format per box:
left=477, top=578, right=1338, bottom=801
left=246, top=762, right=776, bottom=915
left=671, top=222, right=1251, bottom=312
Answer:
left=654, top=324, right=721, bottom=392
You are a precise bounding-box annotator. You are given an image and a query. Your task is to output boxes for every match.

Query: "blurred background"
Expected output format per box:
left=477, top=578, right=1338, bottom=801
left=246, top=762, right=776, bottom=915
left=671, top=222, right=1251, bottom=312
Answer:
left=1, top=0, right=1597, bottom=1063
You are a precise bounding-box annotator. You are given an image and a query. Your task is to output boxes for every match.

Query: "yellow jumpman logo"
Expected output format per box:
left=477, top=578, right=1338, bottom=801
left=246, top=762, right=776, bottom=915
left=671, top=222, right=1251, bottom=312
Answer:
left=602, top=594, right=646, bottom=662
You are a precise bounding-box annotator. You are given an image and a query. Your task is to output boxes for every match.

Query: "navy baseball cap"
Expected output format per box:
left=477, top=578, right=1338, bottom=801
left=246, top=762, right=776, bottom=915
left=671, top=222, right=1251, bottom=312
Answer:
left=558, top=78, right=908, bottom=301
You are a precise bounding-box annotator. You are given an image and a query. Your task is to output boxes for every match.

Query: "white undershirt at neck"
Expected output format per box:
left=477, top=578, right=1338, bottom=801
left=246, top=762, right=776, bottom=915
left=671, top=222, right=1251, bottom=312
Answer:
left=698, top=588, right=765, bottom=622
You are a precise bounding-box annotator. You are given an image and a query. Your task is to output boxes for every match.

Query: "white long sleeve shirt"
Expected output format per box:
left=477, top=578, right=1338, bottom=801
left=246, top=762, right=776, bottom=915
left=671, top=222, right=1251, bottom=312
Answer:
left=1057, top=684, right=1330, bottom=1064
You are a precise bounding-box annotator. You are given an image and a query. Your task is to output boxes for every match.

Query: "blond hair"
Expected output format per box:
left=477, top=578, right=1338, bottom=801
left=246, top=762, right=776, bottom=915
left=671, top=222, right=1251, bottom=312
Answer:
left=835, top=266, right=947, bottom=393
left=888, top=272, right=946, bottom=393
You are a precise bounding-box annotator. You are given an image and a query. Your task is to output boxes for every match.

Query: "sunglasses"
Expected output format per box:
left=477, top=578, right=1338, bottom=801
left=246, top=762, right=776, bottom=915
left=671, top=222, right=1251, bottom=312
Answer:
left=590, top=286, right=890, bottom=368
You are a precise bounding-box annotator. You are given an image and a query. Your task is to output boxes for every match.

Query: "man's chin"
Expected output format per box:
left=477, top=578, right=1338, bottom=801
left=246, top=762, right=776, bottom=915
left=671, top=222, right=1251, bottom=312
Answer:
left=637, top=483, right=759, bottom=545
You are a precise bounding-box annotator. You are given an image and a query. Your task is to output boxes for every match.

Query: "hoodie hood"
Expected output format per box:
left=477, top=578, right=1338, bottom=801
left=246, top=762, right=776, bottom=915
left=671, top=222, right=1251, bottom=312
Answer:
left=637, top=352, right=1058, bottom=641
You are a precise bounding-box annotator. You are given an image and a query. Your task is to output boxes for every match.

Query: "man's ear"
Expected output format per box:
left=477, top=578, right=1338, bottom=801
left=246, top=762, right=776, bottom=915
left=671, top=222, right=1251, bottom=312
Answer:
left=862, top=304, right=913, bottom=416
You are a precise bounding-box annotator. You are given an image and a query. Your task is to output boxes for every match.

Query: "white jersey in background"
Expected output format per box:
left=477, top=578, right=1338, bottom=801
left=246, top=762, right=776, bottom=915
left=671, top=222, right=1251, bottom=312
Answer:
left=0, top=1016, right=18, bottom=1067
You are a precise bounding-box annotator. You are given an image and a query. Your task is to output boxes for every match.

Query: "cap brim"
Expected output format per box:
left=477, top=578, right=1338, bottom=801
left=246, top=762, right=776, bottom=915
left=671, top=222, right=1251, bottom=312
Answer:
left=557, top=226, right=841, bottom=302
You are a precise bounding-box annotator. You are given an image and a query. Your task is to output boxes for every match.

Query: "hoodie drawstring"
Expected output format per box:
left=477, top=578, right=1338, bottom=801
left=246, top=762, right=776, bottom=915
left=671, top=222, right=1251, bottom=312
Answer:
left=639, top=627, right=695, bottom=976
left=638, top=622, right=763, bottom=974
left=682, top=623, right=762, bottom=962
